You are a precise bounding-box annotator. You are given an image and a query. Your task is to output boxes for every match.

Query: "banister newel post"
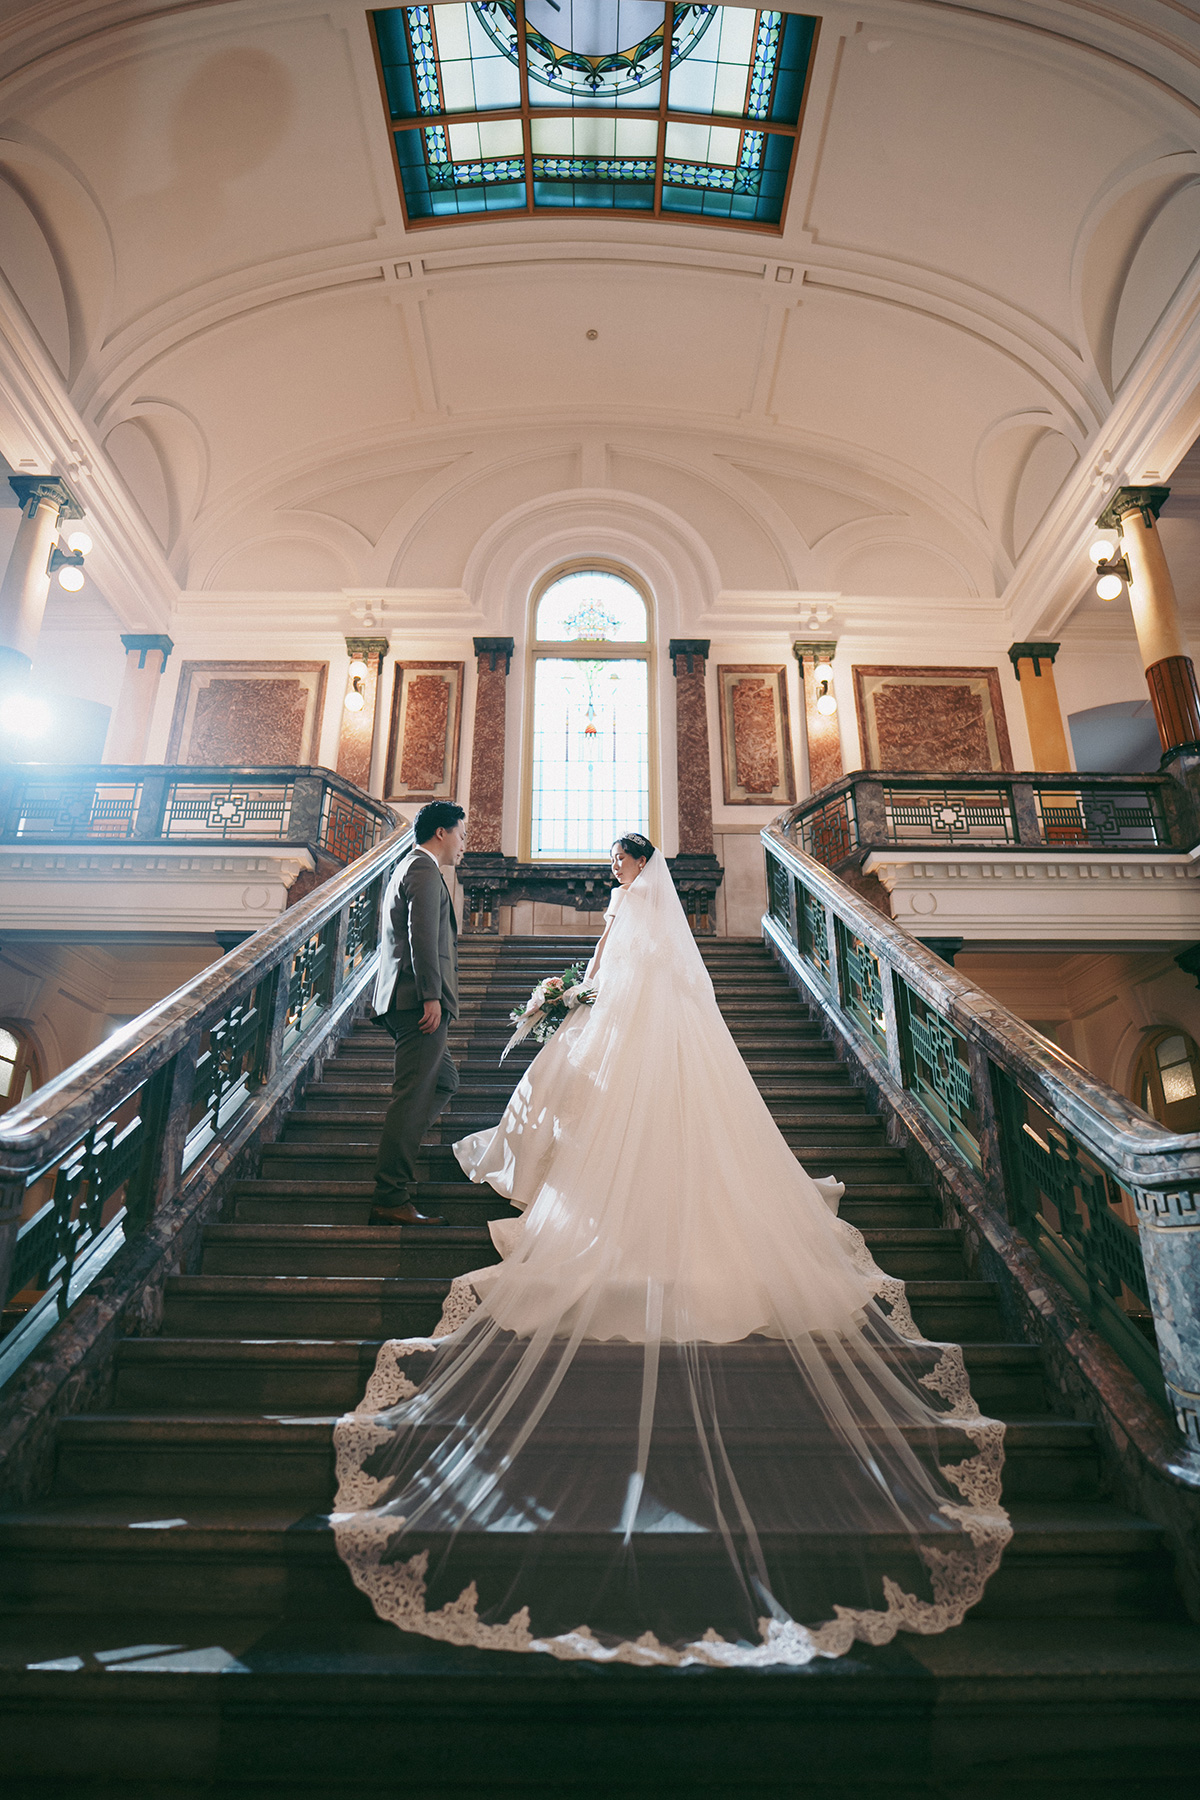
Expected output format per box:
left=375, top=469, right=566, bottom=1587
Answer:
left=1011, top=780, right=1041, bottom=848
left=1133, top=1190, right=1200, bottom=1448
left=290, top=774, right=325, bottom=850
left=148, top=1036, right=201, bottom=1217
left=968, top=1041, right=1009, bottom=1220
left=853, top=778, right=887, bottom=852
left=0, top=1173, right=26, bottom=1317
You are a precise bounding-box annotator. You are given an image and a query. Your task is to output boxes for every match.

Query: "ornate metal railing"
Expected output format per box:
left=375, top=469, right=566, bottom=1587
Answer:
left=0, top=814, right=410, bottom=1384
left=763, top=823, right=1200, bottom=1447
left=0, top=766, right=391, bottom=867
left=779, top=770, right=1198, bottom=870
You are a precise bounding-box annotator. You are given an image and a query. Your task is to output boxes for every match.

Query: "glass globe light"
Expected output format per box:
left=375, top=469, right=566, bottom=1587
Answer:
left=812, top=660, right=835, bottom=684
left=344, top=688, right=365, bottom=712
left=57, top=566, right=85, bottom=591
left=67, top=531, right=93, bottom=555
left=1096, top=573, right=1124, bottom=601
left=1089, top=538, right=1116, bottom=565
left=347, top=657, right=369, bottom=680
left=816, top=691, right=838, bottom=716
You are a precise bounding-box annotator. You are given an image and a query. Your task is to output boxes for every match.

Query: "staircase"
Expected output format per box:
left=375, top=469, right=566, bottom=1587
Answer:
left=1, top=937, right=1197, bottom=1796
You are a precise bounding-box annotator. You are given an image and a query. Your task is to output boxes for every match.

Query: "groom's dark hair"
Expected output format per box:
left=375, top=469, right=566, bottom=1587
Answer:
left=415, top=801, right=465, bottom=843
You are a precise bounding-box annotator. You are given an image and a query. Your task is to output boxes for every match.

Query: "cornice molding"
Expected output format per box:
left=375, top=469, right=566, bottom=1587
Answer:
left=0, top=278, right=179, bottom=632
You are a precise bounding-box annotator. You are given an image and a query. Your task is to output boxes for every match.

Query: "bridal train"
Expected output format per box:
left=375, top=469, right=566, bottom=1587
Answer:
left=331, top=849, right=1011, bottom=1667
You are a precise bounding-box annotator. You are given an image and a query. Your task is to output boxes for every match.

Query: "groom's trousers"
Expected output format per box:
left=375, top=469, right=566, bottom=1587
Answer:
left=373, top=1006, right=460, bottom=1201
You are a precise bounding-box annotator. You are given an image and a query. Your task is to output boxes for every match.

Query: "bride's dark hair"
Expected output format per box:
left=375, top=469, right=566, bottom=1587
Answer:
left=613, top=832, right=656, bottom=862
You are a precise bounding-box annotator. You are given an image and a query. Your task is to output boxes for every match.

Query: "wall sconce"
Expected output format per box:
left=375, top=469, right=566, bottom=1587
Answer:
left=48, top=528, right=91, bottom=592
left=344, top=674, right=366, bottom=712
left=813, top=660, right=837, bottom=715
left=1088, top=537, right=1130, bottom=602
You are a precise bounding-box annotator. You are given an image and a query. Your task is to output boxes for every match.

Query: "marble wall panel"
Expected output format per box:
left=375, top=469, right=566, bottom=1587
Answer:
left=853, top=665, right=1013, bottom=772
left=464, top=657, right=507, bottom=853
left=167, top=663, right=327, bottom=765
left=384, top=662, right=463, bottom=802
left=717, top=665, right=796, bottom=805
left=673, top=656, right=715, bottom=854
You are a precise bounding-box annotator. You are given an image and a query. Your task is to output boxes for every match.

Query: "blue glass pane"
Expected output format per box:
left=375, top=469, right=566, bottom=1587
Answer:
left=770, top=13, right=816, bottom=124
left=374, top=9, right=420, bottom=117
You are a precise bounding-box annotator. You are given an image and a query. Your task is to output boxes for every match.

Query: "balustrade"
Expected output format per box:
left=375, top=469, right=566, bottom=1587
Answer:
left=0, top=814, right=412, bottom=1384
left=779, top=770, right=1196, bottom=869
left=0, top=766, right=391, bottom=866
left=763, top=823, right=1200, bottom=1446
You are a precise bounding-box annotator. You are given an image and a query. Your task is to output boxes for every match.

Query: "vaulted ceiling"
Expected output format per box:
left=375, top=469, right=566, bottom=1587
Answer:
left=1, top=0, right=1199, bottom=646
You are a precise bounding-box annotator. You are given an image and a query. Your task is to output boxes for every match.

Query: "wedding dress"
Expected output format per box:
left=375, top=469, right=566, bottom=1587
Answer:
left=332, top=853, right=1011, bottom=1667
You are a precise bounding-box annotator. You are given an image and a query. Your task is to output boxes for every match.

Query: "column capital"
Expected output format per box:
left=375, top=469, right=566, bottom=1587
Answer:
left=345, top=636, right=388, bottom=662
left=473, top=636, right=515, bottom=674
left=1007, top=641, right=1059, bottom=679
left=121, top=633, right=174, bottom=669
left=793, top=639, right=837, bottom=665
left=668, top=639, right=709, bottom=675
left=1096, top=485, right=1171, bottom=532
left=8, top=474, right=84, bottom=521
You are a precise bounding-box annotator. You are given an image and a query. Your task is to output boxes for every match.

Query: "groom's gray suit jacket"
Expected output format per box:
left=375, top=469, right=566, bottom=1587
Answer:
left=373, top=847, right=459, bottom=1018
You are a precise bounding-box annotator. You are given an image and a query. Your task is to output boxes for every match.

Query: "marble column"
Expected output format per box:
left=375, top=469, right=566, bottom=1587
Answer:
left=460, top=637, right=515, bottom=931
left=104, top=635, right=174, bottom=763
left=794, top=640, right=843, bottom=792
left=0, top=475, right=83, bottom=689
left=668, top=639, right=722, bottom=934
left=335, top=638, right=388, bottom=793
left=1097, top=486, right=1200, bottom=756
left=1007, top=642, right=1071, bottom=771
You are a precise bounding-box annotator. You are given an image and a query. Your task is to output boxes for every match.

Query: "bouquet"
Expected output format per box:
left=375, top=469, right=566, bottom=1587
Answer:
left=502, top=961, right=596, bottom=1061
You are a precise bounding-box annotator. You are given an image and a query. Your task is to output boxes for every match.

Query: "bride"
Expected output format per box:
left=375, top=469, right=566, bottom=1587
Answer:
left=332, top=834, right=1011, bottom=1668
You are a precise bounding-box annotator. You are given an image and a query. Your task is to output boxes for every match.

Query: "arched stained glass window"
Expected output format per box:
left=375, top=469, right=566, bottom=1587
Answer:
left=535, top=569, right=647, bottom=642
left=526, top=567, right=654, bottom=860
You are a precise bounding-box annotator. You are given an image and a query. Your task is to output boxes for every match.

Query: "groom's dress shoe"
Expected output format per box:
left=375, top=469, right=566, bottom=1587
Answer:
left=370, top=1200, right=446, bottom=1226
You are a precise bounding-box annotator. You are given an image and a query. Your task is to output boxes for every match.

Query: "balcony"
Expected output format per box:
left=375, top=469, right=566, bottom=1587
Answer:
left=0, top=767, right=393, bottom=935
left=779, top=772, right=1200, bottom=948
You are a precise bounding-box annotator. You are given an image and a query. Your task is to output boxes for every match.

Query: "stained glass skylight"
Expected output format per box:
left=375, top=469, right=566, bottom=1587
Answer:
left=370, top=3, right=819, bottom=226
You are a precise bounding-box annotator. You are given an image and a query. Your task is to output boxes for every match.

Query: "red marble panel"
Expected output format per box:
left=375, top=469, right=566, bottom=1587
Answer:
left=384, top=662, right=463, bottom=801
left=400, top=677, right=451, bottom=789
left=189, top=680, right=309, bottom=764
left=673, top=656, right=714, bottom=854
left=166, top=662, right=327, bottom=765
left=465, top=657, right=508, bottom=853
left=853, top=666, right=1013, bottom=772
left=718, top=665, right=794, bottom=804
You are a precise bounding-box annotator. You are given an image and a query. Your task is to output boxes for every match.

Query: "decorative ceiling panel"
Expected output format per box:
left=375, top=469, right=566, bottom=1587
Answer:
left=371, top=2, right=818, bottom=227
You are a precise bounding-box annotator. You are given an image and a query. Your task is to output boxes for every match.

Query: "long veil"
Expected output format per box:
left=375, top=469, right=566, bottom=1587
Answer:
left=332, top=854, right=1011, bottom=1666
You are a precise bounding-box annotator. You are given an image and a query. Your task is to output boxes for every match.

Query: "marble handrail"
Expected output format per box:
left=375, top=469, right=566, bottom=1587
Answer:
left=762, top=821, right=1200, bottom=1455
left=0, top=814, right=413, bottom=1377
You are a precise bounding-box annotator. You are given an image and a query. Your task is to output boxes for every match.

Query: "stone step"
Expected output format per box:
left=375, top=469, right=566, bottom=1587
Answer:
left=201, top=1222, right=964, bottom=1284
left=2, top=1612, right=1198, bottom=1794
left=198, top=1225, right=501, bottom=1279
left=156, top=1273, right=1002, bottom=1344
left=0, top=1500, right=1176, bottom=1628
left=231, top=1181, right=517, bottom=1228
left=106, top=1337, right=1046, bottom=1417
left=160, top=1275, right=449, bottom=1341
left=48, top=1414, right=1100, bottom=1509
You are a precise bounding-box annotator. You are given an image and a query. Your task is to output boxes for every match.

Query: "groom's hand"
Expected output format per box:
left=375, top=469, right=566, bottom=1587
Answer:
left=419, top=1000, right=442, bottom=1034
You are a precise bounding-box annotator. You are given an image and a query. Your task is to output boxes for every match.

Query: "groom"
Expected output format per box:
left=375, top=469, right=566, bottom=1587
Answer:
left=369, top=800, right=466, bottom=1226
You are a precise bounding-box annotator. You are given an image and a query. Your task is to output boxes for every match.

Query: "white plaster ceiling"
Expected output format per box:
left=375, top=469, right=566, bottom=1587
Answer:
left=0, top=0, right=1199, bottom=642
